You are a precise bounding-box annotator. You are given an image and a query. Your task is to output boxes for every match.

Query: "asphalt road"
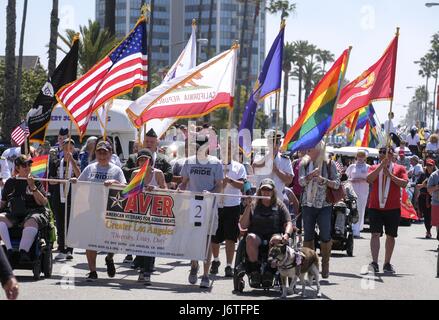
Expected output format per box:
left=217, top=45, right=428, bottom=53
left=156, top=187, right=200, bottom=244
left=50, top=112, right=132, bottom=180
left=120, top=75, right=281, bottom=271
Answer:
left=2, top=222, right=439, bottom=300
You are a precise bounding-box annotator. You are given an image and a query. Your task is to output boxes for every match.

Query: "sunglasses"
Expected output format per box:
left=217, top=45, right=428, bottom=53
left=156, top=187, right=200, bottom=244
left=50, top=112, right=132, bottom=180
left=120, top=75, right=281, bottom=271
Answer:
left=19, top=163, right=31, bottom=168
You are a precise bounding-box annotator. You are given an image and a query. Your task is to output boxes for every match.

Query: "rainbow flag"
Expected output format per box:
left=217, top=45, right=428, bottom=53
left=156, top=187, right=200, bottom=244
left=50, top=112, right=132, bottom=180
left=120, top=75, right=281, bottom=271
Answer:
left=120, top=159, right=150, bottom=198
left=31, top=155, right=48, bottom=178
left=361, top=121, right=379, bottom=148
left=282, top=48, right=350, bottom=153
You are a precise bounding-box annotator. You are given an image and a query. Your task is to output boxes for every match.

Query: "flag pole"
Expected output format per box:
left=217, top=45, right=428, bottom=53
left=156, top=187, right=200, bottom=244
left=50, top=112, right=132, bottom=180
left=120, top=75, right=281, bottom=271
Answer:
left=386, top=27, right=400, bottom=151
left=322, top=46, right=352, bottom=165
left=63, top=119, right=73, bottom=253
left=274, top=19, right=285, bottom=144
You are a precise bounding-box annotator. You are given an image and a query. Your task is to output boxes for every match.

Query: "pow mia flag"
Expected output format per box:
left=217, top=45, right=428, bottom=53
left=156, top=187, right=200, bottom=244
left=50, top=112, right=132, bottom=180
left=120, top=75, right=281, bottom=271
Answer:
left=27, top=37, right=79, bottom=143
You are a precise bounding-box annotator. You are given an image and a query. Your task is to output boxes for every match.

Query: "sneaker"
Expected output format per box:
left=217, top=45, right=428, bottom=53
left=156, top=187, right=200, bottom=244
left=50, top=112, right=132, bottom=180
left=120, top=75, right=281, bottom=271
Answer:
left=210, top=260, right=220, bottom=274
left=199, top=275, right=210, bottom=288
left=55, top=252, right=67, bottom=260
left=19, top=250, right=32, bottom=264
left=86, top=271, right=98, bottom=282
left=105, top=256, right=116, bottom=278
left=383, top=263, right=395, bottom=274
left=66, top=252, right=74, bottom=260
left=188, top=263, right=199, bottom=284
left=426, top=232, right=432, bottom=239
left=368, top=262, right=379, bottom=274
left=144, top=273, right=151, bottom=286
left=124, top=255, right=133, bottom=263
left=225, top=266, right=233, bottom=278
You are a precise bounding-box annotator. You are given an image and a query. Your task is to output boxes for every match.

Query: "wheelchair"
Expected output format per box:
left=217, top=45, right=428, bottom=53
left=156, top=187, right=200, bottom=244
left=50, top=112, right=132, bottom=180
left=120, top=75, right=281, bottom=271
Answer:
left=233, top=233, right=278, bottom=293
left=2, top=224, right=53, bottom=280
left=314, top=198, right=358, bottom=257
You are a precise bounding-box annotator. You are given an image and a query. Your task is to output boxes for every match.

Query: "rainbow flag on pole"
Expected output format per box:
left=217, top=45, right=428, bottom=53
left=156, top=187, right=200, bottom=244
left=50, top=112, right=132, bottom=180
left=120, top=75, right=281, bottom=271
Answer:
left=282, top=48, right=350, bottom=153
left=120, top=159, right=150, bottom=198
left=31, top=155, right=49, bottom=178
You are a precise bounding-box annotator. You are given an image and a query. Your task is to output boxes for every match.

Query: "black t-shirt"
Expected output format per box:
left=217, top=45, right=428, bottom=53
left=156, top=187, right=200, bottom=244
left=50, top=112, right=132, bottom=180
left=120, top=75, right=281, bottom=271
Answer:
left=417, top=172, right=431, bottom=195
left=1, top=178, right=46, bottom=210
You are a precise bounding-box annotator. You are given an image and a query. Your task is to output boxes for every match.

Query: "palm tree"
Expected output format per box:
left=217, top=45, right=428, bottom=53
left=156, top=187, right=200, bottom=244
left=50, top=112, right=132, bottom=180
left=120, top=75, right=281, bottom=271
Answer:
left=48, top=0, right=59, bottom=76
left=291, top=40, right=314, bottom=117
left=301, top=44, right=317, bottom=100
left=104, top=0, right=116, bottom=36
left=415, top=53, right=435, bottom=125
left=281, top=42, right=295, bottom=133
left=267, top=0, right=296, bottom=20
left=430, top=32, right=439, bottom=129
left=58, top=20, right=117, bottom=74
left=303, top=59, right=323, bottom=101
left=316, top=49, right=334, bottom=73
left=15, top=0, right=28, bottom=121
left=2, top=0, right=17, bottom=139
left=234, top=0, right=250, bottom=125
left=244, top=0, right=261, bottom=102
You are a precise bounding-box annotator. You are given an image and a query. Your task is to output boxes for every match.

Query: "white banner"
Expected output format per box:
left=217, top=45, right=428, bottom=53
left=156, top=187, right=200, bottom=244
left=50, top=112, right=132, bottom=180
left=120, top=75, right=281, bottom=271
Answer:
left=67, top=182, right=216, bottom=261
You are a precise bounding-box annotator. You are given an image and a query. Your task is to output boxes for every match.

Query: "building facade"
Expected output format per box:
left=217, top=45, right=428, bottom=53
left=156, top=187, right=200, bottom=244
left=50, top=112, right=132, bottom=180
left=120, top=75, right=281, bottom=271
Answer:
left=96, top=0, right=265, bottom=82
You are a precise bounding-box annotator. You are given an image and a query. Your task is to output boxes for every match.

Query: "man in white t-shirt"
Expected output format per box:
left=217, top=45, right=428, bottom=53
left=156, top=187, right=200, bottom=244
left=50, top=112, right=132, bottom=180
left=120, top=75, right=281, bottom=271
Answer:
left=408, top=155, right=424, bottom=186
left=252, top=132, right=294, bottom=199
left=210, top=140, right=246, bottom=278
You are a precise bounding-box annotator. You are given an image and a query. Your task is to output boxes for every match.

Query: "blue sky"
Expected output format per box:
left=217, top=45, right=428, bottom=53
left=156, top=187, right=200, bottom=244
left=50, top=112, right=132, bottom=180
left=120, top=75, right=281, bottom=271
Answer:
left=1, top=0, right=438, bottom=127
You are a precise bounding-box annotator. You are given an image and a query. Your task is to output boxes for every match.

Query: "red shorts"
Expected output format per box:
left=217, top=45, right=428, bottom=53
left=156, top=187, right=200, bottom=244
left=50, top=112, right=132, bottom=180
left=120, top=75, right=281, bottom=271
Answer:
left=431, top=205, right=439, bottom=227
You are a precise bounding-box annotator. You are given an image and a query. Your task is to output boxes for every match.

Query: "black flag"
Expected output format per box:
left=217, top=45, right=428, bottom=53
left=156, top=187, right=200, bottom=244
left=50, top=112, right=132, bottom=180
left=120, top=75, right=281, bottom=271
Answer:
left=27, top=37, right=79, bottom=143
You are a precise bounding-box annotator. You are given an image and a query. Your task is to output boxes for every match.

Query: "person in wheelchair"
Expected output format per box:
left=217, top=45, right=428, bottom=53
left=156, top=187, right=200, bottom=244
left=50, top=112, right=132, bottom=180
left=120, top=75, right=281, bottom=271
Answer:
left=0, top=156, right=49, bottom=263
left=239, top=178, right=294, bottom=287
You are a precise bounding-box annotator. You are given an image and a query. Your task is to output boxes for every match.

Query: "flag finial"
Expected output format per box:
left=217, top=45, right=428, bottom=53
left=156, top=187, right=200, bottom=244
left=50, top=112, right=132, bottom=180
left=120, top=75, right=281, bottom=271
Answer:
left=280, top=19, right=286, bottom=29
left=231, top=40, right=240, bottom=50
left=396, top=27, right=400, bottom=36
left=192, top=19, right=197, bottom=27
left=72, top=33, right=80, bottom=44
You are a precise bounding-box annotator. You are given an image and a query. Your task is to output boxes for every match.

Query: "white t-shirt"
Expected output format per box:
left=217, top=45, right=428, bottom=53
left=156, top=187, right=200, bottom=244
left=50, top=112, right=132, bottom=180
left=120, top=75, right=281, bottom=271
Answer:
left=1, top=147, right=21, bottom=174
left=407, top=134, right=420, bottom=146
left=384, top=120, right=396, bottom=134
left=222, top=161, right=247, bottom=207
left=426, top=142, right=439, bottom=152
left=409, top=163, right=424, bottom=184
left=253, top=153, right=294, bottom=199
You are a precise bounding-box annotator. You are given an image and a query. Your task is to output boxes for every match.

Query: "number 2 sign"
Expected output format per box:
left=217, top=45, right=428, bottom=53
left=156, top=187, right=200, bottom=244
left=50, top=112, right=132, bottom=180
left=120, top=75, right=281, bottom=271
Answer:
left=190, top=195, right=206, bottom=227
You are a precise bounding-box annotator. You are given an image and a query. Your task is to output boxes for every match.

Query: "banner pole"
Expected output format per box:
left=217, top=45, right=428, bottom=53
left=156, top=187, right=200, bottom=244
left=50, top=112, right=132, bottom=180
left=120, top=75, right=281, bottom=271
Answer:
left=63, top=120, right=73, bottom=253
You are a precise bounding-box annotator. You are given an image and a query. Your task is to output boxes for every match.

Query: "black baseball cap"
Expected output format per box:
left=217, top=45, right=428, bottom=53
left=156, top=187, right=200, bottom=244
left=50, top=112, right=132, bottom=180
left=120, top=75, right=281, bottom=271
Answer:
left=14, top=155, right=33, bottom=167
left=195, top=134, right=209, bottom=147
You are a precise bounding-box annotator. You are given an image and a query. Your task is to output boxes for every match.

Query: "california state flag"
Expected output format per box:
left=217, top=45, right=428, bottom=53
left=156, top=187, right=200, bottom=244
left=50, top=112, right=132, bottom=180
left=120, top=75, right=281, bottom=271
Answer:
left=126, top=45, right=238, bottom=128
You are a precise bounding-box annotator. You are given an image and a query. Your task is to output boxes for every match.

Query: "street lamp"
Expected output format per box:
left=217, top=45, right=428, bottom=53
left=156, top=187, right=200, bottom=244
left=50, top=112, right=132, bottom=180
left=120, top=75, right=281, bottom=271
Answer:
left=426, top=2, right=439, bottom=7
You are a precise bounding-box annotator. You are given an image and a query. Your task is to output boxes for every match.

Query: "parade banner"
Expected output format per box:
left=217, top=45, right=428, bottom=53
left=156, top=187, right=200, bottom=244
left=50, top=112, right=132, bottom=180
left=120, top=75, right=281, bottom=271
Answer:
left=67, top=182, right=216, bottom=260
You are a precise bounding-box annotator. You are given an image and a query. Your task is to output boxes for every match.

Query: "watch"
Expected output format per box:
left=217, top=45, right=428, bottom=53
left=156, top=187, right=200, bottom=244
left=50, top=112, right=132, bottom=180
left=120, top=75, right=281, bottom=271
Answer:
left=31, top=186, right=38, bottom=192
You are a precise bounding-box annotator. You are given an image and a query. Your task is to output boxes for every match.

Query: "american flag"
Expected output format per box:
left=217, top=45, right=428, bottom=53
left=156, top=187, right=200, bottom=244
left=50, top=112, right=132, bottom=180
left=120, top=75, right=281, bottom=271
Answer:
left=11, top=121, right=30, bottom=146
left=56, top=18, right=148, bottom=137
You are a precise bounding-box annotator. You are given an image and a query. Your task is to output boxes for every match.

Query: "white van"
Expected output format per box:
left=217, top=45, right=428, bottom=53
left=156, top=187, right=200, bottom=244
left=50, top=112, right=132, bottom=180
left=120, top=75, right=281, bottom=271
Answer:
left=46, top=99, right=138, bottom=161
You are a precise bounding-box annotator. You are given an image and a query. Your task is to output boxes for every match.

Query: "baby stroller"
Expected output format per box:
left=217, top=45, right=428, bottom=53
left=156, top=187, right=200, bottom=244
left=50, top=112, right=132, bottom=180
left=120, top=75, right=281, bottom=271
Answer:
left=315, top=197, right=358, bottom=257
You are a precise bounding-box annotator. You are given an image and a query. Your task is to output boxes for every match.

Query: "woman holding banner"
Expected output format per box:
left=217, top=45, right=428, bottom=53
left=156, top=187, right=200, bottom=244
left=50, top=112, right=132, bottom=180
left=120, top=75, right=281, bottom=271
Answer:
left=131, top=149, right=167, bottom=286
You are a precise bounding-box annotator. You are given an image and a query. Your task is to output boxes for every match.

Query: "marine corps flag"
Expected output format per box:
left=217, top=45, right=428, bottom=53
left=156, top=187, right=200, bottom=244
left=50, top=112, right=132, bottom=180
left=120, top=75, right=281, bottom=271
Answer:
left=27, top=37, right=79, bottom=143
left=329, top=29, right=399, bottom=131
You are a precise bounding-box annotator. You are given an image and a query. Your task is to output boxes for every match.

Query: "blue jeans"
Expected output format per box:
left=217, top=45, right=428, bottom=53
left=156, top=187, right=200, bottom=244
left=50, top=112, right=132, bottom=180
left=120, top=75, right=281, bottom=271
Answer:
left=302, top=206, right=332, bottom=242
